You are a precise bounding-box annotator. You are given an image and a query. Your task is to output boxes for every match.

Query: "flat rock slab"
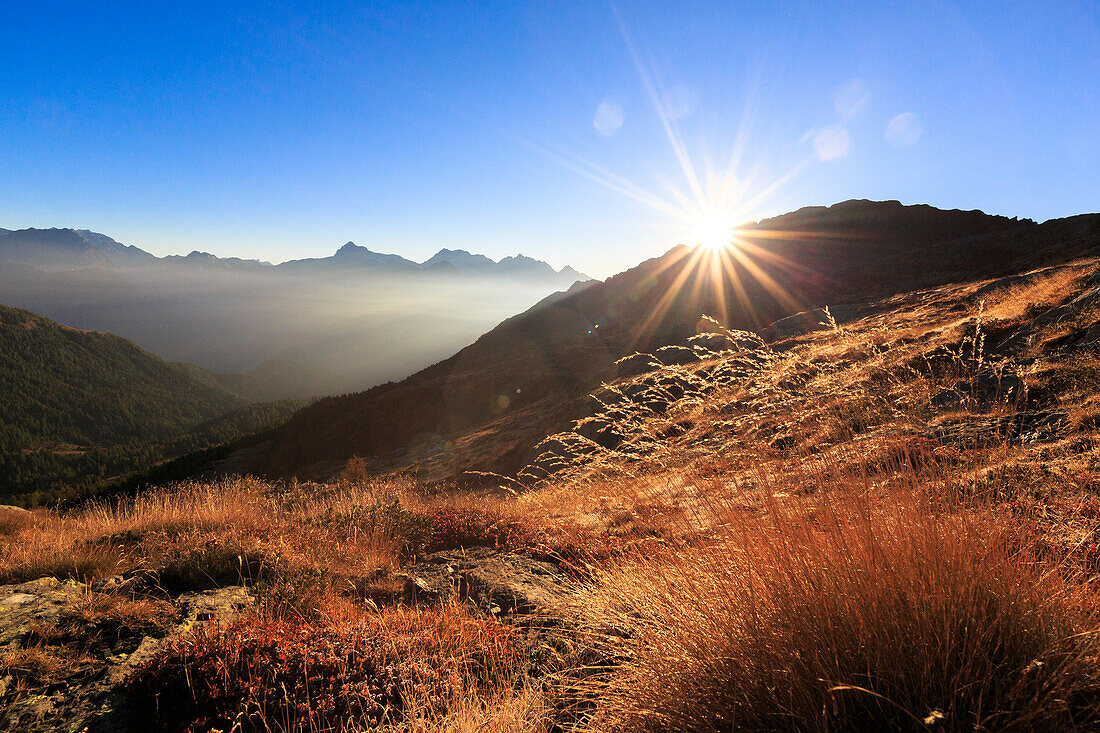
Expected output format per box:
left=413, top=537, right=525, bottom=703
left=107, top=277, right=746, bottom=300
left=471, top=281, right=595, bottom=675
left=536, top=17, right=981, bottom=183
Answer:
left=177, top=586, right=255, bottom=628
left=0, top=577, right=86, bottom=646
left=402, top=546, right=570, bottom=618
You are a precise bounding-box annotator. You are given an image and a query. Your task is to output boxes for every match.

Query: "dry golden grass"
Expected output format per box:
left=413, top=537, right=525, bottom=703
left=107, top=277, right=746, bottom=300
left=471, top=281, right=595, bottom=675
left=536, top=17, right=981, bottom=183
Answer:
left=501, top=261, right=1100, bottom=730
left=566, top=483, right=1100, bottom=732
left=0, top=507, right=33, bottom=537
left=0, top=477, right=412, bottom=589
left=400, top=688, right=549, bottom=733
left=61, top=593, right=175, bottom=640
left=0, top=644, right=81, bottom=686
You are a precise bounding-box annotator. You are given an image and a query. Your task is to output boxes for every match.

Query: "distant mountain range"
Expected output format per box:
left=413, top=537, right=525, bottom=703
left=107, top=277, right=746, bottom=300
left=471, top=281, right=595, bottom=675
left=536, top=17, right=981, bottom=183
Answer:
left=0, top=228, right=589, bottom=283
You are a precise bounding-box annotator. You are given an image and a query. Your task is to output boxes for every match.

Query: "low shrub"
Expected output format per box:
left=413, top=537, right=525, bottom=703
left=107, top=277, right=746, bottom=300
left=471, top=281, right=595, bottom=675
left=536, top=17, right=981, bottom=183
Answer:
left=253, top=566, right=335, bottom=621
left=320, top=495, right=432, bottom=554
left=417, top=506, right=543, bottom=554
left=126, top=606, right=523, bottom=733
left=323, top=496, right=553, bottom=557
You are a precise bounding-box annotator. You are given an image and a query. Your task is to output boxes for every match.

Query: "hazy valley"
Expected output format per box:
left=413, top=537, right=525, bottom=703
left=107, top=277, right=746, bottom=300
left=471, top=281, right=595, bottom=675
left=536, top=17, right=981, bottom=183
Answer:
left=0, top=228, right=589, bottom=397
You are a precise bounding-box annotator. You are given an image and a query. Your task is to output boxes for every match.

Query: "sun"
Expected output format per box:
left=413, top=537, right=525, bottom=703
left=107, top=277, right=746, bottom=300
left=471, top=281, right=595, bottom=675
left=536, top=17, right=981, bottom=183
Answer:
left=691, top=211, right=739, bottom=252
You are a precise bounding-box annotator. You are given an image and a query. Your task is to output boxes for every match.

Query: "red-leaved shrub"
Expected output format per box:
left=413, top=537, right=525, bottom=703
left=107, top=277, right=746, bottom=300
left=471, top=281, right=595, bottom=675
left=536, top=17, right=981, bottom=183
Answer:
left=127, top=607, right=522, bottom=732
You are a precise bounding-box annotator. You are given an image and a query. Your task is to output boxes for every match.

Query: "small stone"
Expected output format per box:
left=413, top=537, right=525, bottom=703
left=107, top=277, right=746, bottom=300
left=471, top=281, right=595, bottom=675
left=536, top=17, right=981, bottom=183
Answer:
left=14, top=577, right=62, bottom=592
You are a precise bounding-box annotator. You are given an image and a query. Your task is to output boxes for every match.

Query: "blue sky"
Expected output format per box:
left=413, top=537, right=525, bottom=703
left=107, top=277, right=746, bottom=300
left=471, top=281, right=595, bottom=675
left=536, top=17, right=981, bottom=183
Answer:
left=2, top=1, right=1097, bottom=277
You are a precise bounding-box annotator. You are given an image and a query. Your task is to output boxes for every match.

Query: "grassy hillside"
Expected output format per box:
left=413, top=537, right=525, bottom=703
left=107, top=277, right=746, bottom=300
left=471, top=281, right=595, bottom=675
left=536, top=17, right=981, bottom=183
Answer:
left=0, top=305, right=302, bottom=503
left=4, top=255, right=1100, bottom=731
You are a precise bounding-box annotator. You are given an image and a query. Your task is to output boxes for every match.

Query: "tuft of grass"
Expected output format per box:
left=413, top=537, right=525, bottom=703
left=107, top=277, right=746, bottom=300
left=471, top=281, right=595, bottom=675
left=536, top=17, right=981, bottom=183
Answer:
left=0, top=645, right=78, bottom=687
left=402, top=687, right=550, bottom=733
left=155, top=541, right=279, bottom=594
left=0, top=538, right=123, bottom=585
left=60, top=593, right=175, bottom=643
left=573, top=491, right=1100, bottom=732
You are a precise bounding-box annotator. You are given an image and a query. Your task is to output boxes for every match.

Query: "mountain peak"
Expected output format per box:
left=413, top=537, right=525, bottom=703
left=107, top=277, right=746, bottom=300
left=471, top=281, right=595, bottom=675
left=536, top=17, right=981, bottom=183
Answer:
left=496, top=254, right=556, bottom=277
left=0, top=227, right=154, bottom=270
left=335, top=241, right=367, bottom=256
left=558, top=265, right=588, bottom=280
left=422, top=248, right=496, bottom=270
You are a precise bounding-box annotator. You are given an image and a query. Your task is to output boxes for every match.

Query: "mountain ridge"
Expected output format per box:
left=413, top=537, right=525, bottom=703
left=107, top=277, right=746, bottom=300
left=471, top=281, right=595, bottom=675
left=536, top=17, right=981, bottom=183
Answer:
left=0, top=227, right=590, bottom=282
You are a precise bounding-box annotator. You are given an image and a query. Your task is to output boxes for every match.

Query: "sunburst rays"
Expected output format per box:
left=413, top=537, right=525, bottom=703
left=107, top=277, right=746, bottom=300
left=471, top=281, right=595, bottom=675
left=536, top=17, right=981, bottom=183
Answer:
left=518, top=5, right=844, bottom=342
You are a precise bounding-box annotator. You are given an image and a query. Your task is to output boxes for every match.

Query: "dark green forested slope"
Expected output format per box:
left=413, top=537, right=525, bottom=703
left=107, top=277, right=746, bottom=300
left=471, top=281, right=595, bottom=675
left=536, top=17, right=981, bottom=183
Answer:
left=0, top=304, right=303, bottom=504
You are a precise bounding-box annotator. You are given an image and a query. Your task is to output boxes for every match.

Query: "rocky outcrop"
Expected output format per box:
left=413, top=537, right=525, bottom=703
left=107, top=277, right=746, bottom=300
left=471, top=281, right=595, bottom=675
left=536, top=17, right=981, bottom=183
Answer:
left=0, top=577, right=85, bottom=646
left=0, top=553, right=564, bottom=732
left=399, top=547, right=569, bottom=619
left=0, top=577, right=254, bottom=733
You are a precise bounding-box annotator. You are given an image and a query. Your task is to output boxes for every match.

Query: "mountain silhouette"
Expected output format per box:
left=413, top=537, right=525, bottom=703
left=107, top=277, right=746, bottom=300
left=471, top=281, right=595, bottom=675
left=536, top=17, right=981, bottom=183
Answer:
left=0, top=228, right=155, bottom=270
left=422, top=249, right=498, bottom=273
left=0, top=228, right=588, bottom=282
left=0, top=229, right=592, bottom=395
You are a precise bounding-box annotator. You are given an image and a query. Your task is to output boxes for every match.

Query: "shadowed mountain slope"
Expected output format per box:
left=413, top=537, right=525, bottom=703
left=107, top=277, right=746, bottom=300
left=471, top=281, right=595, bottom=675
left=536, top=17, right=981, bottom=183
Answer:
left=0, top=305, right=305, bottom=502
left=255, top=200, right=1100, bottom=480
left=0, top=305, right=244, bottom=446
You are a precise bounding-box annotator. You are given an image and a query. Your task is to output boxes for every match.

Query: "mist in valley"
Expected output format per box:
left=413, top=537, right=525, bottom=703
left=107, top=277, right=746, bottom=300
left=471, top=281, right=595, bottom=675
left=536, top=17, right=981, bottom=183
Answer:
left=0, top=260, right=582, bottom=397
